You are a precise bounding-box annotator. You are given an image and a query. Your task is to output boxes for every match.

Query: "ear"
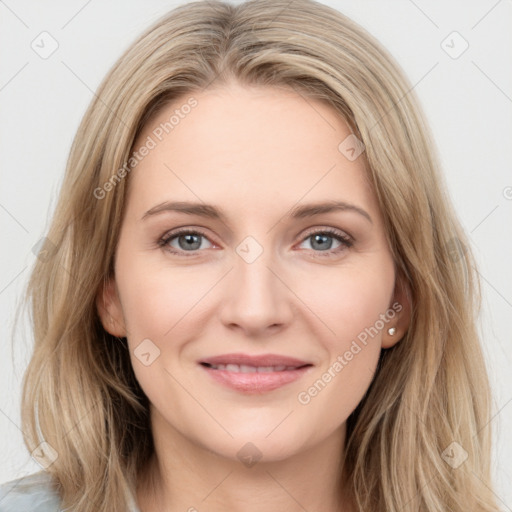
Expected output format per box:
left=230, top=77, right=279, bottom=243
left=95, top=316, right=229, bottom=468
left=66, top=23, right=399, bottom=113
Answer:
left=96, top=276, right=127, bottom=338
left=382, top=270, right=412, bottom=349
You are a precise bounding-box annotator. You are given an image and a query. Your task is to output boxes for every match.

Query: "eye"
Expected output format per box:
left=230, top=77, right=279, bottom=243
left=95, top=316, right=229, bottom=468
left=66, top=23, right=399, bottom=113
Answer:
left=159, top=228, right=214, bottom=256
left=158, top=227, right=353, bottom=258
left=297, top=228, right=353, bottom=257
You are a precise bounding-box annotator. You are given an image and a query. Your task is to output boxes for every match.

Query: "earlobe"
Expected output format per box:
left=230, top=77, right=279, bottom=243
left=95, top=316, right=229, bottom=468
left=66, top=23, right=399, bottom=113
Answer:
left=96, top=277, right=127, bottom=337
left=382, top=272, right=412, bottom=349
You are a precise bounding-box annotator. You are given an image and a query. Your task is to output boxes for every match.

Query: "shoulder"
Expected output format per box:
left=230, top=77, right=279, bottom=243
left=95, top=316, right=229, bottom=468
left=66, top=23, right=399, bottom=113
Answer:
left=0, top=471, right=61, bottom=512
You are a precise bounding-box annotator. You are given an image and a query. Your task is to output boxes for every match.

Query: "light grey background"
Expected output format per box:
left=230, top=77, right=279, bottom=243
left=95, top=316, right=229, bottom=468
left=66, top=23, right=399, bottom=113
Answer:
left=1, top=0, right=511, bottom=508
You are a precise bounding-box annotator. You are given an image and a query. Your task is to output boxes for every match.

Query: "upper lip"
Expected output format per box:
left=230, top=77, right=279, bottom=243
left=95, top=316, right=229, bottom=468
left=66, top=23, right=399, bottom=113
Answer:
left=200, top=353, right=312, bottom=368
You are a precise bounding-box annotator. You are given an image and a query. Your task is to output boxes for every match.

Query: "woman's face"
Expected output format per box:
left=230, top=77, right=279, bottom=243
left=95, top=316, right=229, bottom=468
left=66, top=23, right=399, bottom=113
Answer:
left=99, top=82, right=408, bottom=463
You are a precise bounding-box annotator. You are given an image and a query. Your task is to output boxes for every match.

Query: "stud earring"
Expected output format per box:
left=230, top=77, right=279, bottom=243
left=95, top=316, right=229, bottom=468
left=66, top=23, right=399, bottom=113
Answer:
left=387, top=327, right=397, bottom=336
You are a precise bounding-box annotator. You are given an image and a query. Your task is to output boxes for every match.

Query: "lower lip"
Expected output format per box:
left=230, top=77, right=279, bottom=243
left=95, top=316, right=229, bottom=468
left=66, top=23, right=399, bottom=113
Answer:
left=200, top=365, right=312, bottom=393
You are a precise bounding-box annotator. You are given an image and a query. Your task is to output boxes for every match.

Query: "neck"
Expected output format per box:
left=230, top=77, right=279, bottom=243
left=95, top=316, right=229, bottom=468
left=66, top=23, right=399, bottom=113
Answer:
left=136, top=409, right=355, bottom=512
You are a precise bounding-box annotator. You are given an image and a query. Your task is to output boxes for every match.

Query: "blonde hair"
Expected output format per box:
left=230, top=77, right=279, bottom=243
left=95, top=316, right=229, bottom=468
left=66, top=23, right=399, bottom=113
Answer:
left=19, top=1, right=501, bottom=511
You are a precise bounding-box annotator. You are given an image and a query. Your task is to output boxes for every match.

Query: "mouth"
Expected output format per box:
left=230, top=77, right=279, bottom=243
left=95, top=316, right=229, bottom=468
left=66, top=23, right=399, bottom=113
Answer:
left=201, top=363, right=306, bottom=372
left=199, top=353, right=313, bottom=393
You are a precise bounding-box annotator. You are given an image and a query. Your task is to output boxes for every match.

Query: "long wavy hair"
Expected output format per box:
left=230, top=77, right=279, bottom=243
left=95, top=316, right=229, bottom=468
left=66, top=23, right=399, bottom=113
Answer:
left=18, top=1, right=501, bottom=511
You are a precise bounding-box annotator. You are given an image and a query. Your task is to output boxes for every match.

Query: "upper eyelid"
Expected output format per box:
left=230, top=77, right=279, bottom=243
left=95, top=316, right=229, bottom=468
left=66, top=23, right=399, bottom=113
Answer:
left=300, top=226, right=351, bottom=240
left=162, top=227, right=216, bottom=244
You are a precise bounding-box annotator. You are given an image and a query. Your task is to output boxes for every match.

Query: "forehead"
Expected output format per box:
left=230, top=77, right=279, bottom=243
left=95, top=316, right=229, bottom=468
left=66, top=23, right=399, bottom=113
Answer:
left=126, top=83, right=375, bottom=219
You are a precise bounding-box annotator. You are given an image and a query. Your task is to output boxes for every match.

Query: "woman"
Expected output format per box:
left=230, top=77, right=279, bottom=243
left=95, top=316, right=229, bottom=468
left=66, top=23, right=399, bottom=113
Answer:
left=0, top=0, right=502, bottom=511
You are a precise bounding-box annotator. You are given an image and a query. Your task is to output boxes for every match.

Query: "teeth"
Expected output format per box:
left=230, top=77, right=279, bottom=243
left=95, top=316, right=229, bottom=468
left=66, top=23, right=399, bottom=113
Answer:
left=239, top=365, right=257, bottom=373
left=257, top=366, right=275, bottom=373
left=207, top=364, right=297, bottom=372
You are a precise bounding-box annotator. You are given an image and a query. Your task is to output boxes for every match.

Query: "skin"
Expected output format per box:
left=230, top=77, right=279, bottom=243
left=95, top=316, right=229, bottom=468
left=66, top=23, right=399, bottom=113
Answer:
left=97, top=81, right=411, bottom=512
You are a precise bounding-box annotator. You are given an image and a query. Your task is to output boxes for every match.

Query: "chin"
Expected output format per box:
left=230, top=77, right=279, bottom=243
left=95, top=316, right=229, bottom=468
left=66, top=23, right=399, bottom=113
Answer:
left=199, top=424, right=312, bottom=465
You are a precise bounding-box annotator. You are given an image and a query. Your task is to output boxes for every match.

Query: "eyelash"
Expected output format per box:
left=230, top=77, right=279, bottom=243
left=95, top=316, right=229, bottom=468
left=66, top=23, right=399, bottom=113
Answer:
left=158, top=227, right=353, bottom=259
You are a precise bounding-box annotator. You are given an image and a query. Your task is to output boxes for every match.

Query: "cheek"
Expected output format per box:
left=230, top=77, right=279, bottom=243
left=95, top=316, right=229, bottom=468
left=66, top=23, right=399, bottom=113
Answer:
left=293, top=262, right=393, bottom=390
left=114, top=253, right=226, bottom=400
left=293, top=261, right=394, bottom=424
left=115, top=260, right=204, bottom=403
left=300, top=259, right=395, bottom=345
left=116, top=254, right=209, bottom=341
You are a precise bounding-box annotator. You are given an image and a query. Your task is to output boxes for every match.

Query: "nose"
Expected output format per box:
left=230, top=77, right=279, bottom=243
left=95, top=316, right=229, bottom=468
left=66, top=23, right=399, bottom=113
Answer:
left=218, top=244, right=294, bottom=337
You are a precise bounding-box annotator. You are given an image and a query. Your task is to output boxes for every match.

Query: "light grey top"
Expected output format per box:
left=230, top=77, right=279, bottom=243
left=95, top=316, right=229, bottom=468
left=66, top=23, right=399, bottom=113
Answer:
left=0, top=471, right=141, bottom=512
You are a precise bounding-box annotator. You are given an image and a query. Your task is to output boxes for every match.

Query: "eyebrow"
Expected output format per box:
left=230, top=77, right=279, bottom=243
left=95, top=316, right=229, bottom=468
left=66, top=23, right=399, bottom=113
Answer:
left=141, top=200, right=372, bottom=224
